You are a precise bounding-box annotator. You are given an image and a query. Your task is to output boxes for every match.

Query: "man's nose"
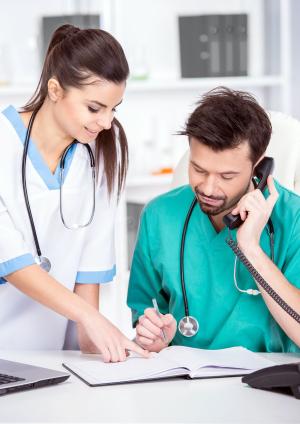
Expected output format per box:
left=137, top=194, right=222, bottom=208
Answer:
left=201, top=176, right=216, bottom=197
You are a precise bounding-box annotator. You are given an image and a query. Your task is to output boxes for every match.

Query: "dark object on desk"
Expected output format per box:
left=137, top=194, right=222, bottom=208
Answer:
left=242, top=362, right=300, bottom=399
left=0, top=358, right=70, bottom=396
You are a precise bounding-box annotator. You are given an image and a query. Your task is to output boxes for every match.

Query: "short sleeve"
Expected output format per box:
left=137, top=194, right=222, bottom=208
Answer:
left=0, top=195, right=35, bottom=283
left=280, top=212, right=300, bottom=352
left=75, top=183, right=117, bottom=284
left=127, top=207, right=168, bottom=326
left=282, top=212, right=300, bottom=289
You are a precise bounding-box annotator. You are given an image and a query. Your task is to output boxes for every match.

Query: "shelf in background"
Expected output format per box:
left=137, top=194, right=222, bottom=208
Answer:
left=126, top=173, right=173, bottom=187
left=0, top=75, right=285, bottom=97
left=127, top=75, right=285, bottom=92
left=0, top=84, right=35, bottom=96
left=125, top=174, right=173, bottom=204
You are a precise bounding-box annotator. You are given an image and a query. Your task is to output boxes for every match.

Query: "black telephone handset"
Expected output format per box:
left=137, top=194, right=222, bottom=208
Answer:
left=223, top=157, right=275, bottom=229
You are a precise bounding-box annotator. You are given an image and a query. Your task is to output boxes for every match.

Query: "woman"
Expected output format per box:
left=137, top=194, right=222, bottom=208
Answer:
left=0, top=24, right=147, bottom=362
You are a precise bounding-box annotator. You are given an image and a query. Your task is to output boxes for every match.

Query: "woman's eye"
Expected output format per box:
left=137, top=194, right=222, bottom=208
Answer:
left=88, top=106, right=99, bottom=113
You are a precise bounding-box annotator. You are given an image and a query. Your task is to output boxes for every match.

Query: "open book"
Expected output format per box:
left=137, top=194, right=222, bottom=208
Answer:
left=62, top=346, right=275, bottom=386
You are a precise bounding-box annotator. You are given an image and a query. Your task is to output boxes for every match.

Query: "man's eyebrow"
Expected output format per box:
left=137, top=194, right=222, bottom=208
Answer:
left=190, top=160, right=240, bottom=174
left=220, top=171, right=240, bottom=175
left=190, top=161, right=205, bottom=170
left=88, top=99, right=123, bottom=108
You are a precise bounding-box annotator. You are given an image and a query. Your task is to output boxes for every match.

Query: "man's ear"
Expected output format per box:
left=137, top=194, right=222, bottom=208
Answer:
left=47, top=78, right=63, bottom=102
left=253, top=154, right=265, bottom=170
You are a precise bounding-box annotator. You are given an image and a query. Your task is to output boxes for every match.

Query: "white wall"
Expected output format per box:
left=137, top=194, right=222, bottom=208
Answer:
left=0, top=0, right=299, bottom=338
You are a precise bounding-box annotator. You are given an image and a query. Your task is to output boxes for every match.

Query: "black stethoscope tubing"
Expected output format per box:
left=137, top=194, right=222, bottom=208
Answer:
left=22, top=108, right=95, bottom=269
left=179, top=189, right=275, bottom=322
left=180, top=197, right=198, bottom=318
left=22, top=109, right=43, bottom=258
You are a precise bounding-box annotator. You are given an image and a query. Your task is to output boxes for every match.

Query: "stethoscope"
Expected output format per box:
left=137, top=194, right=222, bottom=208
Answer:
left=22, top=108, right=96, bottom=272
left=178, top=183, right=275, bottom=338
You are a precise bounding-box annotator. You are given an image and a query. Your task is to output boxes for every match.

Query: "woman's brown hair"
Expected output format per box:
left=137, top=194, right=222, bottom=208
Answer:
left=22, top=24, right=129, bottom=198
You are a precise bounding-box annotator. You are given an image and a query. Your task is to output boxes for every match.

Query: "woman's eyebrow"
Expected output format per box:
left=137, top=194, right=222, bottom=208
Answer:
left=88, top=99, right=123, bottom=108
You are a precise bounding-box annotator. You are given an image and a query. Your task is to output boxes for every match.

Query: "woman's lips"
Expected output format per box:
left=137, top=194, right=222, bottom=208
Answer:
left=85, top=127, right=99, bottom=137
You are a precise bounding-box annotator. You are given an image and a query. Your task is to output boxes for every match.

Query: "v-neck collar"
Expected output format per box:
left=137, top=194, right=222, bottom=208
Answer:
left=191, top=199, right=230, bottom=243
left=2, top=105, right=77, bottom=190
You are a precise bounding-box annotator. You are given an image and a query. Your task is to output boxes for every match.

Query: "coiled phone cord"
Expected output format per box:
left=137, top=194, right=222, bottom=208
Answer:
left=226, top=231, right=300, bottom=324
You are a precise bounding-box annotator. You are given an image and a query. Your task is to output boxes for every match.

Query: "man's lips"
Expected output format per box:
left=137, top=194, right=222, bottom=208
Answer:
left=197, top=194, right=224, bottom=206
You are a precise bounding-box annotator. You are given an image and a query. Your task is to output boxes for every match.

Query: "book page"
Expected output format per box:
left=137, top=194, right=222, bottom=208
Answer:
left=63, top=353, right=188, bottom=385
left=157, top=346, right=275, bottom=376
left=63, top=346, right=276, bottom=385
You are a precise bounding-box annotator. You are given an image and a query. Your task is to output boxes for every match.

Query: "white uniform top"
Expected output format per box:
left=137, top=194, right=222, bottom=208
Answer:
left=0, top=105, right=117, bottom=349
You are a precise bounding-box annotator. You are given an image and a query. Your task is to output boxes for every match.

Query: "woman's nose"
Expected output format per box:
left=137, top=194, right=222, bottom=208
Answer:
left=97, top=111, right=112, bottom=130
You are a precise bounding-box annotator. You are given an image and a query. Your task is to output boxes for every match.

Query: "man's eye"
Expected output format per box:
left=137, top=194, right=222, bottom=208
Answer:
left=88, top=106, right=99, bottom=113
left=221, top=175, right=234, bottom=180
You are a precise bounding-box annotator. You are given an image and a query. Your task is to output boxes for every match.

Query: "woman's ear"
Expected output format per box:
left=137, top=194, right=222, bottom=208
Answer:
left=47, top=78, right=63, bottom=102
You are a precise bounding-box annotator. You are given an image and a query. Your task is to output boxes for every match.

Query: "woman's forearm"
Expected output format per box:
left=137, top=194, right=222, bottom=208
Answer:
left=7, top=264, right=96, bottom=325
left=6, top=265, right=149, bottom=360
left=74, top=283, right=100, bottom=352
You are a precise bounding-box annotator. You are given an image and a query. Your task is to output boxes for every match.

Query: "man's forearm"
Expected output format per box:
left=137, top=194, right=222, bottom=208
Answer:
left=243, top=246, right=300, bottom=347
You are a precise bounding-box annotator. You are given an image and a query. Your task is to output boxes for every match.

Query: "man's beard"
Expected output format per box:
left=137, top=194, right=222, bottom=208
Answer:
left=195, top=179, right=252, bottom=217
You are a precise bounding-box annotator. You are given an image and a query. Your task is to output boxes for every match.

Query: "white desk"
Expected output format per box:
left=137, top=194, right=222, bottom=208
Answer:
left=0, top=350, right=299, bottom=423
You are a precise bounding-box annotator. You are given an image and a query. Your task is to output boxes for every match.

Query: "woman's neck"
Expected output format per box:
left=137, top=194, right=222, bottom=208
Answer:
left=20, top=101, right=73, bottom=174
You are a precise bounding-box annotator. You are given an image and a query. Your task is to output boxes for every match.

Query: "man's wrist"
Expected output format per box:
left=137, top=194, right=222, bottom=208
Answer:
left=240, top=244, right=264, bottom=262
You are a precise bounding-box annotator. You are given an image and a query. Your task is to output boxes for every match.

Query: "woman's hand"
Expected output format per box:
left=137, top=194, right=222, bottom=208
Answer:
left=135, top=308, right=177, bottom=352
left=232, top=175, right=279, bottom=255
left=79, top=310, right=150, bottom=362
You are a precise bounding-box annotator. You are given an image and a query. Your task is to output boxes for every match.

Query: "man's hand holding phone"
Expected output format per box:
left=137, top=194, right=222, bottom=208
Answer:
left=233, top=175, right=278, bottom=255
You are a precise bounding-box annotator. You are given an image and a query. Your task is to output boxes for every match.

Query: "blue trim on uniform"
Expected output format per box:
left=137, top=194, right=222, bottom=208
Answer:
left=2, top=106, right=77, bottom=190
left=76, top=265, right=116, bottom=284
left=0, top=253, right=35, bottom=281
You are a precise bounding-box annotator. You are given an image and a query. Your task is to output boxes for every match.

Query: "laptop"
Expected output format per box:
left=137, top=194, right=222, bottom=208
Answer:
left=0, top=358, right=70, bottom=396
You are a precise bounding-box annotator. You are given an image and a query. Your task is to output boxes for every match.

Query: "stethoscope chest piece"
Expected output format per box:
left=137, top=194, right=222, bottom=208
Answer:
left=178, top=316, right=199, bottom=337
left=35, top=256, right=51, bottom=273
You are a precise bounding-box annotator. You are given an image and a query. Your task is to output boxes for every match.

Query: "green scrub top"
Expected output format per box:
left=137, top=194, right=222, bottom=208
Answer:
left=127, top=181, right=300, bottom=353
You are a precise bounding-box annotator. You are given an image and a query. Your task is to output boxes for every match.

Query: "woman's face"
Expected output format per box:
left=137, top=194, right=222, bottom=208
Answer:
left=51, top=76, right=125, bottom=143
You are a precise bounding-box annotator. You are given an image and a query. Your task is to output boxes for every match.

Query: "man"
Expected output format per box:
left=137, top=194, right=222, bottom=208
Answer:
left=127, top=87, right=300, bottom=353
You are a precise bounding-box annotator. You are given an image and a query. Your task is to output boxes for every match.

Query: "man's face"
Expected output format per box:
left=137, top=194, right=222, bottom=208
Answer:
left=188, top=138, right=254, bottom=217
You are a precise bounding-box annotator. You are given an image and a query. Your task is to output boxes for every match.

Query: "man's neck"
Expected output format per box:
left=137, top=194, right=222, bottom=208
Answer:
left=208, top=213, right=227, bottom=233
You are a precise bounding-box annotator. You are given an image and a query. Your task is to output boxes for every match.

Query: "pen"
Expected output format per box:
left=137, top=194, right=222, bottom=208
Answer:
left=152, top=298, right=167, bottom=343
